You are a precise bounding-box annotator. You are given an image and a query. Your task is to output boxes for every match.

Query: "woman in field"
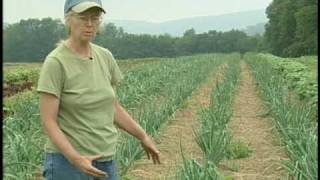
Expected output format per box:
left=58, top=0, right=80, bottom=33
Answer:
left=37, top=0, right=160, bottom=179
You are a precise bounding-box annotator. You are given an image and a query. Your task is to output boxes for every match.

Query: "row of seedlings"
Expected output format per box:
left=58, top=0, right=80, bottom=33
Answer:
left=244, top=54, right=317, bottom=180
left=116, top=54, right=226, bottom=176
left=250, top=53, right=317, bottom=110
left=117, top=54, right=220, bottom=110
left=176, top=55, right=241, bottom=180
left=3, top=54, right=222, bottom=179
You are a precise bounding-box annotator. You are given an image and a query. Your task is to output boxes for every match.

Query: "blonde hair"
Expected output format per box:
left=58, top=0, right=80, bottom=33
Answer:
left=54, top=11, right=76, bottom=47
left=64, top=10, right=77, bottom=35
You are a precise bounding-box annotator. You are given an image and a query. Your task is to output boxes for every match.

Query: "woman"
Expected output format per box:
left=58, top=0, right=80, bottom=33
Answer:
left=37, top=0, right=160, bottom=179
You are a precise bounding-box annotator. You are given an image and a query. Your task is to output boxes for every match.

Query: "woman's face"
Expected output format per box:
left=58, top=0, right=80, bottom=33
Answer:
left=69, top=8, right=102, bottom=42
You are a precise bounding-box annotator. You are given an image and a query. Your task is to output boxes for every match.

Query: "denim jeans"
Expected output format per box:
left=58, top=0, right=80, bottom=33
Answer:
left=43, top=153, right=118, bottom=180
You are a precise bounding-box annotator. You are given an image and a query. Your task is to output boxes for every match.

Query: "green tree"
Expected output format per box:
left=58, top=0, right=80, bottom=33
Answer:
left=175, top=28, right=197, bottom=55
left=3, top=18, right=66, bottom=62
left=264, top=0, right=317, bottom=57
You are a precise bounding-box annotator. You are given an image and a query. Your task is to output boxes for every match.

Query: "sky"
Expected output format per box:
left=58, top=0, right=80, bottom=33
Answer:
left=4, top=0, right=273, bottom=23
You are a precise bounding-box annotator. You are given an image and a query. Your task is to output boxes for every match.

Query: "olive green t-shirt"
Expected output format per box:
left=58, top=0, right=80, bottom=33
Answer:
left=37, top=42, right=123, bottom=160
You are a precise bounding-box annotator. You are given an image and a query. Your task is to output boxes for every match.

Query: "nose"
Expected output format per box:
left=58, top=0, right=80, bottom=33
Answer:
left=87, top=18, right=93, bottom=26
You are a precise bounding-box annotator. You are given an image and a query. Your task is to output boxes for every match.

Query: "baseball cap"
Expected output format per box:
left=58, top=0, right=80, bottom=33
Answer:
left=64, top=0, right=106, bottom=14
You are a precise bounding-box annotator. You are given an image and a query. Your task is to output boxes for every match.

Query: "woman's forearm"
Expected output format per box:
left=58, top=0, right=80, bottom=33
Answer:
left=113, top=101, right=161, bottom=164
left=114, top=101, right=148, bottom=141
left=42, top=119, right=81, bottom=162
left=40, top=93, right=81, bottom=163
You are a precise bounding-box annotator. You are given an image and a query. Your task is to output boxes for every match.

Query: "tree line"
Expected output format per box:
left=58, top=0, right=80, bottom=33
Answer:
left=3, top=18, right=260, bottom=62
left=264, top=0, right=318, bottom=57
left=3, top=0, right=317, bottom=62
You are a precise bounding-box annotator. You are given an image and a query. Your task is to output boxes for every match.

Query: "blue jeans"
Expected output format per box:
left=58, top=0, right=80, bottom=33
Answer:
left=43, top=153, right=118, bottom=180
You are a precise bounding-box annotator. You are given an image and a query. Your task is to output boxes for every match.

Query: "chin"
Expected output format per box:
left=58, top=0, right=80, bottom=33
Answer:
left=81, top=37, right=95, bottom=43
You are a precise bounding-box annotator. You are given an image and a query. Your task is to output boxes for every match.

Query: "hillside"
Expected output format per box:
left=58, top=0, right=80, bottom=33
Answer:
left=107, top=9, right=268, bottom=36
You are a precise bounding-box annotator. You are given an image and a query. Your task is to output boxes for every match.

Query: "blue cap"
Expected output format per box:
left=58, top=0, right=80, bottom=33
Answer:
left=64, top=0, right=106, bottom=14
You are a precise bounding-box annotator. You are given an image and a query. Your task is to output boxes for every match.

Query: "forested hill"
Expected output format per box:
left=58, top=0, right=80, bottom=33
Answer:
left=108, top=9, right=267, bottom=36
left=3, top=0, right=318, bottom=62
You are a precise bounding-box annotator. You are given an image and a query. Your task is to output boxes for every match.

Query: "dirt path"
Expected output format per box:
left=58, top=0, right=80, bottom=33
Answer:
left=219, top=61, right=289, bottom=180
left=125, top=64, right=227, bottom=180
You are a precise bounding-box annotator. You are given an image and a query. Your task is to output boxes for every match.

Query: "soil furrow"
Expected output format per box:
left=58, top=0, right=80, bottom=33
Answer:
left=125, top=64, right=227, bottom=180
left=219, top=61, right=289, bottom=180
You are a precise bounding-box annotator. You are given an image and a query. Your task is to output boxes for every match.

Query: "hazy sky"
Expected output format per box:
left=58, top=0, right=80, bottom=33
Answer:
left=4, top=0, right=273, bottom=23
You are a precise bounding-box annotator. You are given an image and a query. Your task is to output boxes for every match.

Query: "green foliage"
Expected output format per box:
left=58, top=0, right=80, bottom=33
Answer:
left=194, top=127, right=231, bottom=164
left=178, top=55, right=241, bottom=179
left=176, top=159, right=224, bottom=180
left=257, top=53, right=318, bottom=106
left=194, top=55, right=240, bottom=163
left=225, top=139, right=253, bottom=159
left=264, top=0, right=317, bottom=57
left=3, top=90, right=38, bottom=116
left=3, top=91, right=44, bottom=179
left=177, top=143, right=224, bottom=180
left=293, top=56, right=318, bottom=73
left=3, top=18, right=67, bottom=62
left=4, top=19, right=257, bottom=62
left=114, top=54, right=226, bottom=176
left=3, top=54, right=226, bottom=179
left=245, top=53, right=318, bottom=180
left=3, top=67, right=40, bottom=86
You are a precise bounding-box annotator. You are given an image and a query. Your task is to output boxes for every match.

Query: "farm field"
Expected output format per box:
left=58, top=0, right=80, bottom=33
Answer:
left=3, top=58, right=159, bottom=72
left=2, top=58, right=160, bottom=98
left=3, top=53, right=318, bottom=180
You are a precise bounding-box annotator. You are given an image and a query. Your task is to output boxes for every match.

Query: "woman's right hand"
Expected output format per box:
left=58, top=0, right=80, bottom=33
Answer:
left=71, top=155, right=108, bottom=178
left=40, top=93, right=108, bottom=178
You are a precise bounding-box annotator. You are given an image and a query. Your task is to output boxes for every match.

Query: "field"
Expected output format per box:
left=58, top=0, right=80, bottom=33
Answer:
left=3, top=53, right=318, bottom=180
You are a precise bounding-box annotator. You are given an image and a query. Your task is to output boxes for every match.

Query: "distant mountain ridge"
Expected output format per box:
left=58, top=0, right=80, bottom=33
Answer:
left=107, top=9, right=268, bottom=36
left=3, top=9, right=268, bottom=36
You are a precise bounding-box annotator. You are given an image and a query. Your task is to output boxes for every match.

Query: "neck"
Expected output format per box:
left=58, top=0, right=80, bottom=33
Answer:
left=65, top=37, right=92, bottom=59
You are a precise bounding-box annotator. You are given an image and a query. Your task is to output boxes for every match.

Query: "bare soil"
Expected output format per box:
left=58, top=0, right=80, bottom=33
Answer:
left=219, top=61, right=289, bottom=180
left=125, top=64, right=227, bottom=180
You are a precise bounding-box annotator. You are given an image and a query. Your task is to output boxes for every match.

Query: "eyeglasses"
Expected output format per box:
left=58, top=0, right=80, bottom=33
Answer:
left=73, top=14, right=103, bottom=25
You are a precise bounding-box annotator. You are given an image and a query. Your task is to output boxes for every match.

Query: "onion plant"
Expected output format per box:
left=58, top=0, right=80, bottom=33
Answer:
left=245, top=53, right=317, bottom=180
left=177, top=54, right=241, bottom=179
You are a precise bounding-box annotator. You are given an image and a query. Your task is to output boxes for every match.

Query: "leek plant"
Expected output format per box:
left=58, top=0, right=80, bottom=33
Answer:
left=245, top=53, right=317, bottom=180
left=176, top=54, right=241, bottom=179
left=116, top=54, right=225, bottom=176
left=176, top=144, right=224, bottom=180
left=2, top=54, right=230, bottom=179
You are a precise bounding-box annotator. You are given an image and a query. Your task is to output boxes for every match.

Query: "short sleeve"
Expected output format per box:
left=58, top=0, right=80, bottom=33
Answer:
left=109, top=53, right=123, bottom=87
left=37, top=57, right=64, bottom=99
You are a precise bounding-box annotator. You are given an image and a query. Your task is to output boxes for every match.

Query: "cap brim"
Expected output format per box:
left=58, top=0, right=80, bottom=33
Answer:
left=72, top=2, right=106, bottom=13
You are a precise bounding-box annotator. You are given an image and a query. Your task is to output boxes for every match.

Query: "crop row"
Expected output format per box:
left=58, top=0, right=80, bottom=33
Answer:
left=117, top=54, right=221, bottom=110
left=3, top=67, right=40, bottom=85
left=176, top=55, right=241, bottom=179
left=249, top=53, right=317, bottom=106
left=3, top=53, right=227, bottom=179
left=245, top=54, right=317, bottom=180
left=117, top=54, right=227, bottom=176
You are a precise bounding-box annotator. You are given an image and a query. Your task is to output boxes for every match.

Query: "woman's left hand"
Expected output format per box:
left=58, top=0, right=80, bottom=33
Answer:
left=140, top=135, right=161, bottom=164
